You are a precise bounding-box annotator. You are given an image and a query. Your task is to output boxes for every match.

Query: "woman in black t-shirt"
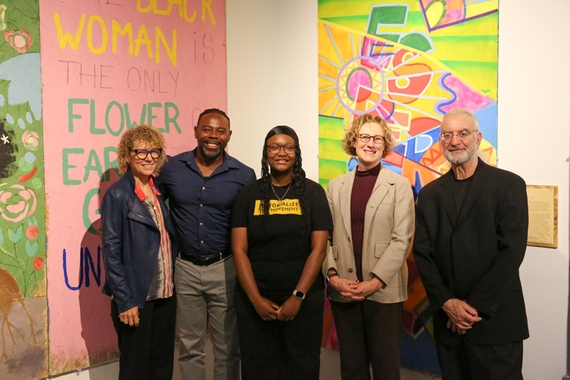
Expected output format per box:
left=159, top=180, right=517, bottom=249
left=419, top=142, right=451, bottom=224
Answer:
left=231, top=125, right=332, bottom=380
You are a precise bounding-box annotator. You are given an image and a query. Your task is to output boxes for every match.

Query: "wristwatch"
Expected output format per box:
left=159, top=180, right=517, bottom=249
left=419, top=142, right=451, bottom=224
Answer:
left=292, top=290, right=306, bottom=300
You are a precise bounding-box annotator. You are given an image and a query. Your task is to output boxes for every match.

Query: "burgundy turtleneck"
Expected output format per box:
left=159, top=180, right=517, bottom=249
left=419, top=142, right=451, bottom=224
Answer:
left=350, top=163, right=380, bottom=282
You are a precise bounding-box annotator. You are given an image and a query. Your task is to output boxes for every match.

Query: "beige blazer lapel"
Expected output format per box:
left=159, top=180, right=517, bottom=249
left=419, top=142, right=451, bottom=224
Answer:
left=338, top=170, right=355, bottom=241
left=363, top=164, right=394, bottom=231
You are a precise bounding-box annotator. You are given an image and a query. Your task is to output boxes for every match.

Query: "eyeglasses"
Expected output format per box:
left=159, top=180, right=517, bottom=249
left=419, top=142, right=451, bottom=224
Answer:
left=267, top=144, right=296, bottom=154
left=440, top=129, right=479, bottom=143
left=132, top=148, right=162, bottom=160
left=358, top=134, right=384, bottom=144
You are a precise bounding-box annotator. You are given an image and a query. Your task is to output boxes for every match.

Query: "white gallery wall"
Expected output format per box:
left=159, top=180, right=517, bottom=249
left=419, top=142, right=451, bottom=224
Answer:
left=227, top=1, right=570, bottom=380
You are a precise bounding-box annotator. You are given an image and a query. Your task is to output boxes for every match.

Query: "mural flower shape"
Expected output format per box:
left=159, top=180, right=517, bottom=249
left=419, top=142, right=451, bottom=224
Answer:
left=22, top=130, right=39, bottom=150
left=4, top=29, right=33, bottom=54
left=26, top=217, right=39, bottom=240
left=26, top=239, right=38, bottom=256
left=26, top=225, right=38, bottom=240
left=0, top=183, right=37, bottom=222
left=33, top=257, right=43, bottom=270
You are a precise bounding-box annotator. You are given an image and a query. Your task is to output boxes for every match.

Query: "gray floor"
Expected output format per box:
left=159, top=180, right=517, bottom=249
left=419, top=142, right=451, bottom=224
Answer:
left=52, top=340, right=438, bottom=379
left=320, top=347, right=438, bottom=379
left=180, top=337, right=439, bottom=380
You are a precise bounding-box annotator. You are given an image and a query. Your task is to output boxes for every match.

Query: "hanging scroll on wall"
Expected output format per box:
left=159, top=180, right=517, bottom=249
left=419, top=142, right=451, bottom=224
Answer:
left=318, top=0, right=499, bottom=376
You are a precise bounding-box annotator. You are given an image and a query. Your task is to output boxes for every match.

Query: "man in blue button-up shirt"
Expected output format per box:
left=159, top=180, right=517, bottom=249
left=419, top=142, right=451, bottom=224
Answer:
left=157, top=108, right=255, bottom=380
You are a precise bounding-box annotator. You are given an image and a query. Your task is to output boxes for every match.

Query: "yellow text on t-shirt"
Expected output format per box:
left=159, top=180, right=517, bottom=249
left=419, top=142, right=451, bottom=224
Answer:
left=254, top=199, right=302, bottom=215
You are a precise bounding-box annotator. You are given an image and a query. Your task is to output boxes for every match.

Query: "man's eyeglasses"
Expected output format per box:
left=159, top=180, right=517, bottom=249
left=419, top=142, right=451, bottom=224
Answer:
left=440, top=129, right=478, bottom=143
left=267, top=144, right=296, bottom=154
left=132, top=148, right=162, bottom=160
left=358, top=134, right=384, bottom=144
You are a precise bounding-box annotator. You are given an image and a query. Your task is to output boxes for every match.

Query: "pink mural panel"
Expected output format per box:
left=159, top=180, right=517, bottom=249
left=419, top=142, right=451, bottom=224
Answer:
left=39, top=0, right=227, bottom=375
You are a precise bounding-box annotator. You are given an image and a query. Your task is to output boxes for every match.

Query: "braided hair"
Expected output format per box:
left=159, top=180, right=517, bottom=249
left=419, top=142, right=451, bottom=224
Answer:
left=260, top=126, right=310, bottom=234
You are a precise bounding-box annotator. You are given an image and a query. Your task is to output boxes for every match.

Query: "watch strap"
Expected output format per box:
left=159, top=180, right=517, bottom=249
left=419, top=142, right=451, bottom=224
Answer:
left=292, top=289, right=305, bottom=300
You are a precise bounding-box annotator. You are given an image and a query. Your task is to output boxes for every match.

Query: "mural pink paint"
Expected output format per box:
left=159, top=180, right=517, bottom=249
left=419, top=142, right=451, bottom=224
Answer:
left=420, top=0, right=498, bottom=31
left=40, top=0, right=227, bottom=375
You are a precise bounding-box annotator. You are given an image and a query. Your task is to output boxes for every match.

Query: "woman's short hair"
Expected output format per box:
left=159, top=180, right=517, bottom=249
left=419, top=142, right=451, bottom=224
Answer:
left=117, top=125, right=166, bottom=175
left=342, top=114, right=395, bottom=158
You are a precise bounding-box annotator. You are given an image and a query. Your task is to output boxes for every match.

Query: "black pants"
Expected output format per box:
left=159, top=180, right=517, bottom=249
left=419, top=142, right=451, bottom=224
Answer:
left=437, top=339, right=524, bottom=380
left=331, top=300, right=403, bottom=380
left=235, top=287, right=324, bottom=380
left=111, top=296, right=176, bottom=380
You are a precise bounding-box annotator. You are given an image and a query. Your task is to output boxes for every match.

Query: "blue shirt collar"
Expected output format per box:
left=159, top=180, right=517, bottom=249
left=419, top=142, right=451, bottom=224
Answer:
left=178, top=149, right=241, bottom=177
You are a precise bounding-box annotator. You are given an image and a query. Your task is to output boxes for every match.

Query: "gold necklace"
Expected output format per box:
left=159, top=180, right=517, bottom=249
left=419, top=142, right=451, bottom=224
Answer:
left=271, top=181, right=293, bottom=206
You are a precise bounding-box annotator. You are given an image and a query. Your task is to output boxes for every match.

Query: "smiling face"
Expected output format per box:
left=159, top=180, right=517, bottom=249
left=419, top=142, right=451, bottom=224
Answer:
left=194, top=112, right=231, bottom=161
left=127, top=140, right=161, bottom=182
left=440, top=113, right=481, bottom=166
left=354, top=122, right=385, bottom=171
left=266, top=134, right=296, bottom=175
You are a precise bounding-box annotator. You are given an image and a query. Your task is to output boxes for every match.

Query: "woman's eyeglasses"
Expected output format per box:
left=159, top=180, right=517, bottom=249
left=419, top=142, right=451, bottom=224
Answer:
left=266, top=144, right=296, bottom=154
left=132, top=148, right=162, bottom=160
left=358, top=134, right=384, bottom=144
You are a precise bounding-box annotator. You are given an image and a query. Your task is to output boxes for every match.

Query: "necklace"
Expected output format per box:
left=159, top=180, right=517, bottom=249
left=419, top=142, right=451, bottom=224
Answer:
left=271, top=181, right=293, bottom=206
left=143, top=185, right=156, bottom=208
left=146, top=195, right=155, bottom=208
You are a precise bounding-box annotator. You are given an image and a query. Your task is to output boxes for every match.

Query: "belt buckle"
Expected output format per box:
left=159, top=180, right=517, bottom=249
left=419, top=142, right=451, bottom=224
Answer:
left=207, top=252, right=223, bottom=265
left=203, top=252, right=223, bottom=266
left=197, top=253, right=220, bottom=266
left=180, top=252, right=227, bottom=266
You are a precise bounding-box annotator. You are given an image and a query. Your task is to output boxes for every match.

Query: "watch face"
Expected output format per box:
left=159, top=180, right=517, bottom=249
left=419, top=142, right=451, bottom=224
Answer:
left=293, top=290, right=305, bottom=300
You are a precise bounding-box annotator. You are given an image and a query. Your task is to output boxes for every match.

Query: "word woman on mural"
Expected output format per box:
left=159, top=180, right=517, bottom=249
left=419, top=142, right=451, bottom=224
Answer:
left=40, top=0, right=228, bottom=376
left=53, top=0, right=219, bottom=66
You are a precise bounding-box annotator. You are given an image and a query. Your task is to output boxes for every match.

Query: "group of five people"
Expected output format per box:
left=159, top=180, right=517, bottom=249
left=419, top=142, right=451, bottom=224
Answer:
left=101, top=107, right=528, bottom=380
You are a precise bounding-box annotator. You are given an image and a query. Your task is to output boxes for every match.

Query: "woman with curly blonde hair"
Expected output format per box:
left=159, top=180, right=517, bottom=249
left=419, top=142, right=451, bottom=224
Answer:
left=323, top=114, right=415, bottom=380
left=101, top=124, right=177, bottom=380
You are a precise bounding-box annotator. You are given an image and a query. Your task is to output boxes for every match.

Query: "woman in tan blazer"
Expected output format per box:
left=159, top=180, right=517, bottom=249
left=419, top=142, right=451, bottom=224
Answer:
left=323, top=114, right=415, bottom=380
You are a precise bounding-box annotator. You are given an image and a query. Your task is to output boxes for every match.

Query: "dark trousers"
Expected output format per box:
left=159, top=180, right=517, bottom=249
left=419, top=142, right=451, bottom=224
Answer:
left=235, top=287, right=324, bottom=380
left=331, top=300, right=403, bottom=380
left=437, top=339, right=524, bottom=380
left=111, top=296, right=176, bottom=380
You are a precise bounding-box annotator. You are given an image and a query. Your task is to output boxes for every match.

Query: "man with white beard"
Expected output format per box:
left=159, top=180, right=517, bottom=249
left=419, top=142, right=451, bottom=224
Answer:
left=413, top=108, right=529, bottom=380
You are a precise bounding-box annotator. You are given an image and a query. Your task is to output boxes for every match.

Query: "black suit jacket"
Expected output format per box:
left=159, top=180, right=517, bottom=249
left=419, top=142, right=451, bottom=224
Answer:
left=413, top=159, right=529, bottom=346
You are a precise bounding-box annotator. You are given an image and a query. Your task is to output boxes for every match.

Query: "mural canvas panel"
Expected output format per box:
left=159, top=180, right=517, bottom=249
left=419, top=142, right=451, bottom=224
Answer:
left=0, top=1, right=48, bottom=379
left=318, top=0, right=498, bottom=375
left=39, top=0, right=227, bottom=376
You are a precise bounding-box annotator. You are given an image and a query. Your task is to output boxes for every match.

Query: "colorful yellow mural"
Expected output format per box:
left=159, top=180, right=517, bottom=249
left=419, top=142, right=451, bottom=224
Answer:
left=318, top=0, right=498, bottom=375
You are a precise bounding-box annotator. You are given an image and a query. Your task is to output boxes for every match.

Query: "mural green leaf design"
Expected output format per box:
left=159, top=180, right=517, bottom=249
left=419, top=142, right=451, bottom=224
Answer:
left=25, top=240, right=38, bottom=256
left=8, top=224, right=22, bottom=243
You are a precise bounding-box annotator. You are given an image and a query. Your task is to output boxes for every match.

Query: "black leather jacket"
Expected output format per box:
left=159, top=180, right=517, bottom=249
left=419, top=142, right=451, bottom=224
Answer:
left=101, top=169, right=177, bottom=313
